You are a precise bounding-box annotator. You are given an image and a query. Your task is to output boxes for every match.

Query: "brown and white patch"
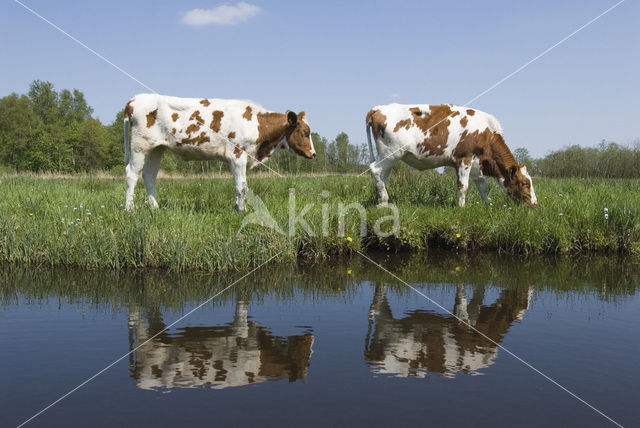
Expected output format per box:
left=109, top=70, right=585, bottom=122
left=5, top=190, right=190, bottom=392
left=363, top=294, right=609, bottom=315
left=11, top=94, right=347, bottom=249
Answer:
left=179, top=132, right=210, bottom=146
left=189, top=110, right=205, bottom=126
left=228, top=131, right=236, bottom=139
left=200, top=99, right=210, bottom=107
left=146, top=109, right=158, bottom=128
left=242, top=106, right=253, bottom=121
left=124, top=99, right=134, bottom=119
left=185, top=123, right=201, bottom=135
left=412, top=104, right=452, bottom=156
left=367, top=109, right=387, bottom=139
left=393, top=118, right=412, bottom=132
left=256, top=112, right=288, bottom=160
left=171, top=113, right=179, bottom=122
left=210, top=110, right=224, bottom=132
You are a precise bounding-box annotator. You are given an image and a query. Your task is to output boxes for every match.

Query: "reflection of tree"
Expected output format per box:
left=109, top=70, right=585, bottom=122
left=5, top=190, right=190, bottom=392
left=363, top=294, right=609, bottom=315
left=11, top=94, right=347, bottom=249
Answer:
left=364, top=284, right=532, bottom=378
left=128, top=301, right=314, bottom=390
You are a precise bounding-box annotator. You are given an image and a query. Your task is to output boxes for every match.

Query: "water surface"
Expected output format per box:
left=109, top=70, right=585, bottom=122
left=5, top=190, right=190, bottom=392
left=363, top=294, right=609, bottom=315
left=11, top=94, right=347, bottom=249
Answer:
left=1, top=253, right=639, bottom=427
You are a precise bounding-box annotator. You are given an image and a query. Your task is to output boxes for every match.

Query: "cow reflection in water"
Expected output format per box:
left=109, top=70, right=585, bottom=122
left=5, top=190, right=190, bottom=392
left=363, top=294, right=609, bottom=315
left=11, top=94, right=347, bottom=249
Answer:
left=365, top=284, right=533, bottom=378
left=128, top=301, right=314, bottom=389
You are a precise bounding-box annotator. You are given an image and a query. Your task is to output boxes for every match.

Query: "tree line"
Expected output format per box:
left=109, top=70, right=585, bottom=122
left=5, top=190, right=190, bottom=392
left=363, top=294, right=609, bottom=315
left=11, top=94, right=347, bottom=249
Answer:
left=0, top=81, right=637, bottom=178
left=514, top=141, right=640, bottom=179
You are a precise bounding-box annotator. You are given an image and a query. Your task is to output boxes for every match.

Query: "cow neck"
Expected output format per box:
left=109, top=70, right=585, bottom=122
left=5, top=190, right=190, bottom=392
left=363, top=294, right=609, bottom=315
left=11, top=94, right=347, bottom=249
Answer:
left=487, top=133, right=518, bottom=182
left=255, top=112, right=293, bottom=161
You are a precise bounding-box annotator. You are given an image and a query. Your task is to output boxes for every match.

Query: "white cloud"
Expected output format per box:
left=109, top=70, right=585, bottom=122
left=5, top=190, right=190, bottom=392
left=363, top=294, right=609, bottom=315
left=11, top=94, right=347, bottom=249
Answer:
left=390, top=93, right=400, bottom=100
left=181, top=2, right=261, bottom=26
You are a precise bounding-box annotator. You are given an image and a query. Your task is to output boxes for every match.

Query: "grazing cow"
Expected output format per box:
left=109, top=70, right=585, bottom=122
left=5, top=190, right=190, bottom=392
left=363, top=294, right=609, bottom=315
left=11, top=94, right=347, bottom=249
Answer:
left=366, top=104, right=537, bottom=206
left=123, top=94, right=316, bottom=211
left=365, top=283, right=533, bottom=378
left=128, top=301, right=314, bottom=389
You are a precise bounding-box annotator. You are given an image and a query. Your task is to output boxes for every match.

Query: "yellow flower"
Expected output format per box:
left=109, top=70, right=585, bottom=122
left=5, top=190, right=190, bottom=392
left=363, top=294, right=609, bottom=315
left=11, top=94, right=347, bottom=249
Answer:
left=347, top=269, right=352, bottom=275
left=455, top=266, right=461, bottom=272
left=456, top=233, right=461, bottom=238
left=347, top=236, right=352, bottom=242
left=29, top=213, right=33, bottom=216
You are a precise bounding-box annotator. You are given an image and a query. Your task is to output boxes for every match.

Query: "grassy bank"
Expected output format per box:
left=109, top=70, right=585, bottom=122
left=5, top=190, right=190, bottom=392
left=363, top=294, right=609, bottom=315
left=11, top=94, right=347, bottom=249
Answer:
left=1, top=171, right=640, bottom=270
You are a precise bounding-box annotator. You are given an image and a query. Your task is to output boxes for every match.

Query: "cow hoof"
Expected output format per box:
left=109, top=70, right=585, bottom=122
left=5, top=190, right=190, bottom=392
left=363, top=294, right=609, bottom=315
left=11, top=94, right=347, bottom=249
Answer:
left=235, top=204, right=245, bottom=212
left=377, top=202, right=389, bottom=208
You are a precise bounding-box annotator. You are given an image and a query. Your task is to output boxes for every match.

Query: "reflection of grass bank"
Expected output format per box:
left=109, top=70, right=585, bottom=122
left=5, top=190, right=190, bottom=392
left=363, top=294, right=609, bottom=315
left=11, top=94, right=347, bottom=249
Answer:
left=2, top=172, right=640, bottom=270
left=2, top=252, right=638, bottom=310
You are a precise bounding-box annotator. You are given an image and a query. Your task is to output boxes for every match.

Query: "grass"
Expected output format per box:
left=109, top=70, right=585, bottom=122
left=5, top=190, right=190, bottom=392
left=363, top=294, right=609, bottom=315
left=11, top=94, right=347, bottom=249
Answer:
left=1, top=169, right=640, bottom=271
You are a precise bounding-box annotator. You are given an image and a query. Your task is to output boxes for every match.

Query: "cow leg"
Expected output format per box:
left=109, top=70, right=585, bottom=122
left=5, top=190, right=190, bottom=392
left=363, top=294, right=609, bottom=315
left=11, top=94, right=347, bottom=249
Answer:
left=473, top=176, right=489, bottom=203
left=454, top=285, right=469, bottom=322
left=230, top=157, right=248, bottom=212
left=370, top=158, right=395, bottom=206
left=142, top=146, right=166, bottom=209
left=125, top=151, right=146, bottom=211
left=456, top=160, right=472, bottom=207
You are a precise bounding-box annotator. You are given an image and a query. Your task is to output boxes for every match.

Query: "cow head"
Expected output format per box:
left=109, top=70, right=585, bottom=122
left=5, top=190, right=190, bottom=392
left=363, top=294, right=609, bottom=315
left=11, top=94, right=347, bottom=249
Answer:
left=284, top=111, right=316, bottom=159
left=506, top=164, right=537, bottom=206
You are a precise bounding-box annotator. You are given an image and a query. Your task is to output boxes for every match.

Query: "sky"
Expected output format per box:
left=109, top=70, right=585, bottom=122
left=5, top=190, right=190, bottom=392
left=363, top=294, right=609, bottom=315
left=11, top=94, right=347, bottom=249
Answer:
left=1, top=0, right=638, bottom=157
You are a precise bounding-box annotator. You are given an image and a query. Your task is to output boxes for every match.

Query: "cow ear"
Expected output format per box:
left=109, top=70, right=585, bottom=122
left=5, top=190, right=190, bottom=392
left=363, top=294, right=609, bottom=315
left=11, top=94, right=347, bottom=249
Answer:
left=298, top=111, right=306, bottom=120
left=286, top=110, right=298, bottom=127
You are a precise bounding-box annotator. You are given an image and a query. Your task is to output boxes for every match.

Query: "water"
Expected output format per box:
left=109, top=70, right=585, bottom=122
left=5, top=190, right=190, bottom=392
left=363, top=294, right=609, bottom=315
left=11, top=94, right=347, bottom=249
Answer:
left=1, top=253, right=639, bottom=427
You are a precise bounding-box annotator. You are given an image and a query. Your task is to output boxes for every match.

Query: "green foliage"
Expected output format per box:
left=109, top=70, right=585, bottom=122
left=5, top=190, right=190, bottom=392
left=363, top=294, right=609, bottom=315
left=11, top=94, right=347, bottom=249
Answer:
left=0, top=80, right=117, bottom=172
left=533, top=140, right=640, bottom=178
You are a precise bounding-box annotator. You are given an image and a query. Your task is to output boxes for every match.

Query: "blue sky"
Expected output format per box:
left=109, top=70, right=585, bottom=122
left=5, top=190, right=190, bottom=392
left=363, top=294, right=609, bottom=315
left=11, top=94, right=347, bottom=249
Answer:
left=1, top=0, right=638, bottom=156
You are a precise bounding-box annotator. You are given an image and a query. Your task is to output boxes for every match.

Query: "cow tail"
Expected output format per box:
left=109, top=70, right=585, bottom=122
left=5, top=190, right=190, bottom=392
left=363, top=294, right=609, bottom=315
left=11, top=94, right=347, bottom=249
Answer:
left=366, top=117, right=376, bottom=164
left=123, top=99, right=132, bottom=164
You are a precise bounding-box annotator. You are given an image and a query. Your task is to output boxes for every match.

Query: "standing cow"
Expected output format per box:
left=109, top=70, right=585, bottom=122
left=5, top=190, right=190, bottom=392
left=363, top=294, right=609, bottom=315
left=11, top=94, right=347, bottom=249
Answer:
left=366, top=104, right=537, bottom=206
left=123, top=94, right=315, bottom=211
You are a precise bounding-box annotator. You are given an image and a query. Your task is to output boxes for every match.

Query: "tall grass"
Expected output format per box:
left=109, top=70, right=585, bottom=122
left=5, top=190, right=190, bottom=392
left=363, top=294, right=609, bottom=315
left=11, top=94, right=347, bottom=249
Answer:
left=1, top=170, right=639, bottom=271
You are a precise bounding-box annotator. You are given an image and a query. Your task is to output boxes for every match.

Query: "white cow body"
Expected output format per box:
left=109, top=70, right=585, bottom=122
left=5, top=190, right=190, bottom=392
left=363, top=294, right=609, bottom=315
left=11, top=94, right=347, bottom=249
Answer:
left=124, top=94, right=315, bottom=211
left=366, top=103, right=537, bottom=206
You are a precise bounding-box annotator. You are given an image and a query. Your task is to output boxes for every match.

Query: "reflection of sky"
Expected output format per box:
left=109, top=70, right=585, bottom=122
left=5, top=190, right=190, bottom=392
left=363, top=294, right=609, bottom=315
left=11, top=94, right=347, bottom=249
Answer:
left=2, top=282, right=640, bottom=426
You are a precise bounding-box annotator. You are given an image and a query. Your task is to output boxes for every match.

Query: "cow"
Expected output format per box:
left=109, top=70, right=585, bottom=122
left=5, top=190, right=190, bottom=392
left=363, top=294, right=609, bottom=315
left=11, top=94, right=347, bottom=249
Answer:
left=128, top=301, right=314, bottom=389
left=365, top=104, right=537, bottom=207
left=365, top=283, right=533, bottom=378
left=123, top=94, right=316, bottom=211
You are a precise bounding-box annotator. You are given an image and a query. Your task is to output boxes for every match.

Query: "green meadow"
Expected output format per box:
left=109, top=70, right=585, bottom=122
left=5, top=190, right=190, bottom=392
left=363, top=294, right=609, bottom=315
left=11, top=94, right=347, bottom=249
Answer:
left=2, top=170, right=639, bottom=271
